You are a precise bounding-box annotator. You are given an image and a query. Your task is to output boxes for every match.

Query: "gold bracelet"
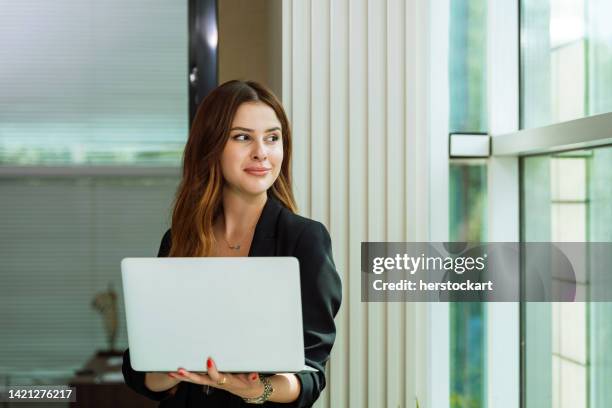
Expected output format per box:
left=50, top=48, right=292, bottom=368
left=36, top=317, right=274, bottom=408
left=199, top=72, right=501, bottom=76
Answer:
left=242, top=375, right=274, bottom=404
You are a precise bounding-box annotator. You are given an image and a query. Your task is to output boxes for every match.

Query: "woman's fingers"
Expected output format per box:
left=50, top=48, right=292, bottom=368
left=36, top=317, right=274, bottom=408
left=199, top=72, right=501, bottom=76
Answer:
left=234, top=372, right=257, bottom=383
left=173, top=359, right=259, bottom=391
left=174, top=368, right=213, bottom=386
left=206, top=357, right=220, bottom=382
left=174, top=358, right=220, bottom=385
left=205, top=357, right=235, bottom=388
left=168, top=371, right=185, bottom=381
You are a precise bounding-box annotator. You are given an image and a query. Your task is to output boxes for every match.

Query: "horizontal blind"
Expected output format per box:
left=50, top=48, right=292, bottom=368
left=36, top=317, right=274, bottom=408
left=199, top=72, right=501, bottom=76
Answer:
left=0, top=0, right=188, bottom=165
left=0, top=176, right=179, bottom=379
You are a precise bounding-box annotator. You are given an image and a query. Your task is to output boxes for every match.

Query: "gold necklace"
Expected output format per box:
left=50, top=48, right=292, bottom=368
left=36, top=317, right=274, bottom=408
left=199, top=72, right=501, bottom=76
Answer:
left=220, top=221, right=256, bottom=251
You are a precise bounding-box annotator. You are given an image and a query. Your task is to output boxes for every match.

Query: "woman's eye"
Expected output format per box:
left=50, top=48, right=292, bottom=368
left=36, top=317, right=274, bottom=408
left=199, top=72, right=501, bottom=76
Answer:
left=233, top=134, right=250, bottom=141
left=266, top=134, right=280, bottom=142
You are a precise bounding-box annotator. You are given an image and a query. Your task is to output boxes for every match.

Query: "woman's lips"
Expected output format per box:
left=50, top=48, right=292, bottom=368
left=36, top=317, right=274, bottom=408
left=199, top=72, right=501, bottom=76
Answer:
left=244, top=168, right=271, bottom=176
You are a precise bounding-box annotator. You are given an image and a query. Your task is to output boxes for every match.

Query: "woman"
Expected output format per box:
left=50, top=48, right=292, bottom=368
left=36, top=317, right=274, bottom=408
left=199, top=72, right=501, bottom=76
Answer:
left=122, top=80, right=342, bottom=407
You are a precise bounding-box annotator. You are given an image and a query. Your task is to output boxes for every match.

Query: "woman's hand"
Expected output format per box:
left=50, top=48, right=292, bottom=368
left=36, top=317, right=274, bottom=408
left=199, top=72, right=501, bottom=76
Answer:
left=168, top=357, right=264, bottom=400
left=144, top=372, right=180, bottom=395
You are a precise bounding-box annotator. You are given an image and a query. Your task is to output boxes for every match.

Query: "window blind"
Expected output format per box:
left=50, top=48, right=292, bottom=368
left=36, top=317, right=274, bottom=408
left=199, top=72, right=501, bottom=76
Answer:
left=0, top=0, right=188, bottom=165
left=0, top=176, right=179, bottom=380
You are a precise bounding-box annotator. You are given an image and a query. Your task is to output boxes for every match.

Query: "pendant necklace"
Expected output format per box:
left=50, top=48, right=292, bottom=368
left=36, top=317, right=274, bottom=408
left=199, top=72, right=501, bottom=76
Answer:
left=221, top=220, right=255, bottom=251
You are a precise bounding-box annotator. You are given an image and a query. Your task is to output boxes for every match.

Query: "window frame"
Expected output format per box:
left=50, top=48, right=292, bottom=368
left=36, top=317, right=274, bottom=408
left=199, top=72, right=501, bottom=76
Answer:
left=486, top=1, right=520, bottom=408
left=0, top=166, right=179, bottom=178
left=488, top=1, right=612, bottom=408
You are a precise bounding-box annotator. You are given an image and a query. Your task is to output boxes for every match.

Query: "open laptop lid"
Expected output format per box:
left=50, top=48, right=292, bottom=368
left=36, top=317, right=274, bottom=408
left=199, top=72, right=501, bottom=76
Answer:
left=122, top=257, right=316, bottom=373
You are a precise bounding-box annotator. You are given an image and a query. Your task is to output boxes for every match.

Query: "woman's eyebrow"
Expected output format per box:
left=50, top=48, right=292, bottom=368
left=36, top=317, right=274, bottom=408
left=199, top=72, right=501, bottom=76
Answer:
left=230, top=126, right=281, bottom=132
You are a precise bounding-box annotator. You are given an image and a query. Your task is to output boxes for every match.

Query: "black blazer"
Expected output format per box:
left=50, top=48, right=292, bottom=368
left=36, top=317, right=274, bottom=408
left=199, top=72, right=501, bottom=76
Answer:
left=122, top=195, right=343, bottom=407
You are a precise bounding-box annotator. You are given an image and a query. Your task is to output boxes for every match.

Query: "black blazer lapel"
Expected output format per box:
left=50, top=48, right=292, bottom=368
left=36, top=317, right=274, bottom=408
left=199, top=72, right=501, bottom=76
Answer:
left=248, top=195, right=282, bottom=257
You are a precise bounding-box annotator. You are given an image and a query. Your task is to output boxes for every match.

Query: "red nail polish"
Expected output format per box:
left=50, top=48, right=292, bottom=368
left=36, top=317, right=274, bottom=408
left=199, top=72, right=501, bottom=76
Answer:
left=207, top=358, right=212, bottom=368
left=251, top=374, right=257, bottom=380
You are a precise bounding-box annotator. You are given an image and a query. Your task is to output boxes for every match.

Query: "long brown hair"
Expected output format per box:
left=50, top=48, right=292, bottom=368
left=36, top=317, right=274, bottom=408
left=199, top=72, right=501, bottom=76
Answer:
left=168, top=80, right=297, bottom=257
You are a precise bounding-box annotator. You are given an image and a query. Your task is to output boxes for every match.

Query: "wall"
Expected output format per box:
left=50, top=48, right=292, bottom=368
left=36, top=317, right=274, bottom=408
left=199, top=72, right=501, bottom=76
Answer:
left=218, top=0, right=282, bottom=97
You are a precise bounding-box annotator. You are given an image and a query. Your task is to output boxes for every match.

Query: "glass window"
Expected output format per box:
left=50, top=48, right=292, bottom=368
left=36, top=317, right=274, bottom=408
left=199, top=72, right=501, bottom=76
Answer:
left=449, top=0, right=488, bottom=133
left=450, top=161, right=488, bottom=243
left=0, top=1, right=188, bottom=165
left=449, top=1, right=488, bottom=406
left=521, top=145, right=612, bottom=407
left=521, top=0, right=612, bottom=129
left=449, top=161, right=487, bottom=408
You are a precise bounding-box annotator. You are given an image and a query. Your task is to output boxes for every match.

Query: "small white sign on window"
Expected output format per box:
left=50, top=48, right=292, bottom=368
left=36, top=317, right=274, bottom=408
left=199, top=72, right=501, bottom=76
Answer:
left=449, top=133, right=490, bottom=158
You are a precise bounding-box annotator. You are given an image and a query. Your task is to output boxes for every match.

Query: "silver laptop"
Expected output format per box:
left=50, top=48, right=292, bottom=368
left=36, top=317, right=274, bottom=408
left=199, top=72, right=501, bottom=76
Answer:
left=121, top=257, right=316, bottom=373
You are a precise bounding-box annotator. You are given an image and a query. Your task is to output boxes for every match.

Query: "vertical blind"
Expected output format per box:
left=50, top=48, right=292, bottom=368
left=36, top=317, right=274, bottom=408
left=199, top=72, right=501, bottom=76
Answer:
left=282, top=0, right=432, bottom=407
left=0, top=0, right=188, bottom=165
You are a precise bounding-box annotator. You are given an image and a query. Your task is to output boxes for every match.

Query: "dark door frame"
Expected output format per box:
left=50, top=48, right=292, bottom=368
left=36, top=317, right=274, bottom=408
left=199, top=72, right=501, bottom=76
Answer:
left=188, top=0, right=218, bottom=126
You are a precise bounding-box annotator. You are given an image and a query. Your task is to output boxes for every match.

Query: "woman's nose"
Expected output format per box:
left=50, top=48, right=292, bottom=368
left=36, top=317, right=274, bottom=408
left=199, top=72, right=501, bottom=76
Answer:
left=252, top=140, right=267, bottom=161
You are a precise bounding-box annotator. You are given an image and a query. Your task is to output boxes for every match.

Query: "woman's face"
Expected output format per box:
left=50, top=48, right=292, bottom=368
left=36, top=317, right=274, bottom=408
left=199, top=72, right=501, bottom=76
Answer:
left=220, top=102, right=284, bottom=198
